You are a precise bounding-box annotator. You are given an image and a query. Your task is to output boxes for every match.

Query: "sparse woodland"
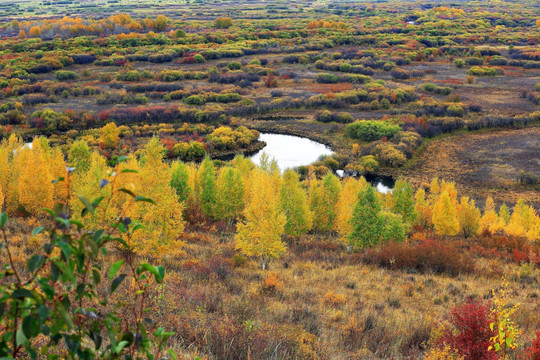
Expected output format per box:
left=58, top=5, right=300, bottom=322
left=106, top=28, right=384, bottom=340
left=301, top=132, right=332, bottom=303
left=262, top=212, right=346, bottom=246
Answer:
left=0, top=0, right=539, bottom=359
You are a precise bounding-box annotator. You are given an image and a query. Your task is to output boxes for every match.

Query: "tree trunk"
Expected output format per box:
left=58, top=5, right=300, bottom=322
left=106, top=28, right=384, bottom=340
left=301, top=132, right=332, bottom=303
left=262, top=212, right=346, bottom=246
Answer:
left=261, top=254, right=267, bottom=270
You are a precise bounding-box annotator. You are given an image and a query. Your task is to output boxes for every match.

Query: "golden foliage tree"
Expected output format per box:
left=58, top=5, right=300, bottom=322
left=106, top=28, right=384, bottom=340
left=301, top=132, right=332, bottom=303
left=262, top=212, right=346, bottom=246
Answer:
left=432, top=191, right=459, bottom=236
left=236, top=169, right=286, bottom=270
left=100, top=122, right=120, bottom=150
left=414, top=188, right=432, bottom=229
left=334, top=177, right=367, bottom=239
left=216, top=166, right=245, bottom=224
left=16, top=140, right=54, bottom=216
left=458, top=197, right=480, bottom=238
left=505, top=199, right=540, bottom=242
left=479, top=197, right=502, bottom=234
left=28, top=26, right=42, bottom=37
left=127, top=137, right=185, bottom=256
left=309, top=172, right=341, bottom=232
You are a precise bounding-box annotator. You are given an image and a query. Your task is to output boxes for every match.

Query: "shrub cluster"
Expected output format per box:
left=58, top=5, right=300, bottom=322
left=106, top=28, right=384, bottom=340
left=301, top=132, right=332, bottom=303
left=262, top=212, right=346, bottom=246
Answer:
left=345, top=120, right=401, bottom=141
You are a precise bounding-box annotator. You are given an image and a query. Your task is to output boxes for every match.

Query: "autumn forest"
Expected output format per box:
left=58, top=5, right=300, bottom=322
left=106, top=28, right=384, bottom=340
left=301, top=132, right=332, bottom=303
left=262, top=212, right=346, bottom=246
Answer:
left=0, top=0, right=539, bottom=359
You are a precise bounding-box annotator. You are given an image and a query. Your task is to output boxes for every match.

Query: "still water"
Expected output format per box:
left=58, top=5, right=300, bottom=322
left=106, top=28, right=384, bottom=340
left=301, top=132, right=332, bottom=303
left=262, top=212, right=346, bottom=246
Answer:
left=250, top=133, right=333, bottom=171
left=250, top=133, right=395, bottom=192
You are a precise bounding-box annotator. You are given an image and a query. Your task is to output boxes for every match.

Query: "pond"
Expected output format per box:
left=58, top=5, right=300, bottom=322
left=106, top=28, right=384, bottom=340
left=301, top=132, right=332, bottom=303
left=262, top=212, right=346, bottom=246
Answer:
left=251, top=133, right=395, bottom=192
left=250, top=133, right=333, bottom=171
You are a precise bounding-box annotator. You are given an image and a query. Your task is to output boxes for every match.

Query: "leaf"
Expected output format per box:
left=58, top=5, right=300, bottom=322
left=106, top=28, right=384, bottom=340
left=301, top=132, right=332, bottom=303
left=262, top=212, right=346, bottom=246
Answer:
left=157, top=265, right=165, bottom=282
left=55, top=303, right=74, bottom=330
left=78, top=195, right=94, bottom=215
left=134, top=196, right=155, bottom=204
left=168, top=350, right=178, bottom=360
left=109, top=260, right=124, bottom=280
left=92, top=269, right=101, bottom=285
left=32, top=226, right=44, bottom=237
left=0, top=212, right=6, bottom=228
left=16, top=325, right=27, bottom=346
left=27, top=255, right=45, bottom=274
left=92, top=196, right=105, bottom=208
left=11, top=289, right=34, bottom=299
left=137, top=264, right=163, bottom=283
left=117, top=156, right=129, bottom=163
left=99, top=179, right=109, bottom=189
left=115, top=340, right=129, bottom=354
left=119, top=188, right=136, bottom=198
left=121, top=169, right=138, bottom=173
left=90, top=331, right=102, bottom=350
left=110, top=274, right=127, bottom=293
left=22, top=316, right=39, bottom=338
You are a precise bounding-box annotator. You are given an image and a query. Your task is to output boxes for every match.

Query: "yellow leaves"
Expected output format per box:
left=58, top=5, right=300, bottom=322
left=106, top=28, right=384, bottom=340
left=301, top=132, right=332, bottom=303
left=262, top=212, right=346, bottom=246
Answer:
left=458, top=196, right=480, bottom=238
left=16, top=140, right=54, bottom=216
left=0, top=182, right=4, bottom=211
left=334, top=177, right=367, bottom=240
left=323, top=291, right=346, bottom=308
left=479, top=197, right=503, bottom=234
left=432, top=191, right=459, bottom=236
left=28, top=26, right=42, bottom=37
left=505, top=199, right=540, bottom=242
left=235, top=169, right=286, bottom=262
left=100, top=122, right=120, bottom=150
left=489, top=279, right=521, bottom=352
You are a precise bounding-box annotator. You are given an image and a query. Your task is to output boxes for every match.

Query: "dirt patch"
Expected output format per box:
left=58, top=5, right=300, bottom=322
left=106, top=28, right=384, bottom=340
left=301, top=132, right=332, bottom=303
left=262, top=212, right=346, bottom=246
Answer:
left=402, top=127, right=540, bottom=209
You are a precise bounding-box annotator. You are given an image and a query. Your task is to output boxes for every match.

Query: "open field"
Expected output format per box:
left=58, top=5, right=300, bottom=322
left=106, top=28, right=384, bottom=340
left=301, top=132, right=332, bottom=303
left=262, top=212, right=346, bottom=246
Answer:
left=403, top=127, right=540, bottom=209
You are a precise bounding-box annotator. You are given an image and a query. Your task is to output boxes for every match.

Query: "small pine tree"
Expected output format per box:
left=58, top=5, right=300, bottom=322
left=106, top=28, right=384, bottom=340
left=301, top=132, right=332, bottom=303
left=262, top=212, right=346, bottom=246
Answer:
left=280, top=170, right=312, bottom=236
left=349, top=186, right=385, bottom=248
left=197, top=157, right=218, bottom=219
left=310, top=172, right=341, bottom=232
left=170, top=160, right=191, bottom=203
left=236, top=170, right=286, bottom=270
left=498, top=203, right=511, bottom=226
left=380, top=211, right=406, bottom=242
left=432, top=191, right=459, bottom=236
left=69, top=139, right=91, bottom=174
left=392, top=179, right=417, bottom=226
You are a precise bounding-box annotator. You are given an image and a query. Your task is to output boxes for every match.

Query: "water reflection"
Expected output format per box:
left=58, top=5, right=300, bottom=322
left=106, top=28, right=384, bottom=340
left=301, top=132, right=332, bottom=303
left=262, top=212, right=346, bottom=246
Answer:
left=250, top=133, right=333, bottom=171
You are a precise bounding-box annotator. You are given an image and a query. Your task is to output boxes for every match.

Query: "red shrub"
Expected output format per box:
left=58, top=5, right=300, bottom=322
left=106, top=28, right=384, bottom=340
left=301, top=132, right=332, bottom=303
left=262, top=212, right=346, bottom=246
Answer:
left=512, top=249, right=529, bottom=264
left=439, top=299, right=497, bottom=360
left=522, top=331, right=540, bottom=360
left=365, top=239, right=475, bottom=276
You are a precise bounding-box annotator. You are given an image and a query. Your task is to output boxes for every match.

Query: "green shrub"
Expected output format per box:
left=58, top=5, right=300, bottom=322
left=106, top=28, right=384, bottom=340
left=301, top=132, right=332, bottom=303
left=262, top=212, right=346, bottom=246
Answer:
left=194, top=54, right=206, bottom=63
left=446, top=104, right=465, bottom=117
left=467, top=66, right=497, bottom=77
left=345, top=120, right=401, bottom=141
left=422, top=83, right=452, bottom=95
left=227, top=61, right=242, bottom=70
left=55, top=70, right=77, bottom=81
left=535, top=83, right=540, bottom=92
left=116, top=70, right=142, bottom=81
left=184, top=95, right=205, bottom=105
left=316, top=73, right=340, bottom=83
left=454, top=59, right=465, bottom=68
left=359, top=155, right=379, bottom=173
